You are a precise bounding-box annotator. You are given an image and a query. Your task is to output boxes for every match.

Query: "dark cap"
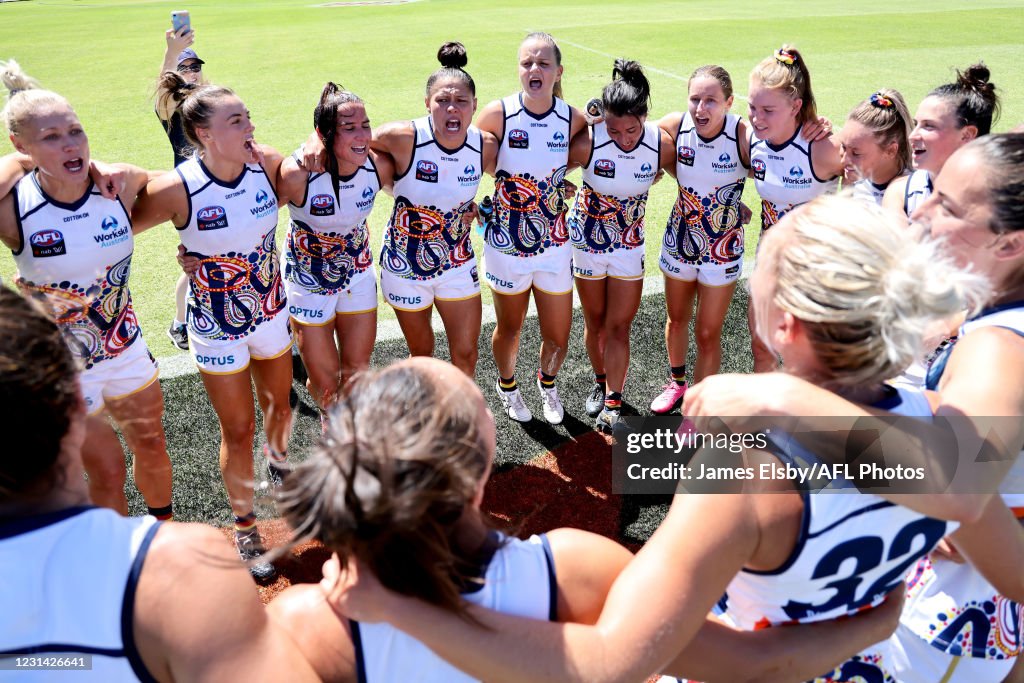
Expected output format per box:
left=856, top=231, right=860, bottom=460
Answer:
left=176, top=48, right=205, bottom=67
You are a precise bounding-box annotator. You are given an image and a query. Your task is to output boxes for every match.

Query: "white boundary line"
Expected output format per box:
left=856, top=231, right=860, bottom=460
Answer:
left=157, top=262, right=752, bottom=379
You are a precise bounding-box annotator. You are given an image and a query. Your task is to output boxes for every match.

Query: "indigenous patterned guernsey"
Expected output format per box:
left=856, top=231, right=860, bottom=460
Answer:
left=567, top=120, right=660, bottom=256
left=11, top=174, right=139, bottom=369
left=487, top=93, right=572, bottom=257
left=285, top=159, right=380, bottom=293
left=175, top=158, right=286, bottom=341
left=750, top=128, right=838, bottom=231
left=723, top=388, right=951, bottom=631
left=904, top=302, right=1024, bottom=670
left=381, top=116, right=482, bottom=281
left=665, top=111, right=748, bottom=267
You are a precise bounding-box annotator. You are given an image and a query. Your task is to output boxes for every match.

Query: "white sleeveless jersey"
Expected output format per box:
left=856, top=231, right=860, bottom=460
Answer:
left=487, top=94, right=572, bottom=257
left=750, top=129, right=838, bottom=230
left=176, top=158, right=285, bottom=341
left=723, top=387, right=952, bottom=631
left=665, top=112, right=748, bottom=265
left=567, top=120, right=660, bottom=253
left=907, top=302, right=1024, bottom=661
left=851, top=170, right=911, bottom=207
left=284, top=160, right=380, bottom=294
left=903, top=169, right=933, bottom=217
left=11, top=174, right=139, bottom=370
left=354, top=533, right=556, bottom=682
left=381, top=117, right=482, bottom=280
left=0, top=507, right=160, bottom=681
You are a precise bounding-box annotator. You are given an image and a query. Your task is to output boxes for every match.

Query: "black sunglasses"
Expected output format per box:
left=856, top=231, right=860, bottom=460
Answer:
left=177, top=63, right=203, bottom=74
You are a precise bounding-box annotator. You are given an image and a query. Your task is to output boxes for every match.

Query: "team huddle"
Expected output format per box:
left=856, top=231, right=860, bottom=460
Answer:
left=1, top=22, right=1023, bottom=683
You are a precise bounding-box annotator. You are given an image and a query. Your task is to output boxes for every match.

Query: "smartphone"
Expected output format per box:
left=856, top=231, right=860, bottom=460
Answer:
left=171, top=10, right=191, bottom=35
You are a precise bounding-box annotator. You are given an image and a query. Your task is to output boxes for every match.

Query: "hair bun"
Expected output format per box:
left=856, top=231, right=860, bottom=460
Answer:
left=612, top=59, right=643, bottom=82
left=437, top=42, right=468, bottom=70
left=959, top=62, right=992, bottom=89
left=0, top=58, right=39, bottom=99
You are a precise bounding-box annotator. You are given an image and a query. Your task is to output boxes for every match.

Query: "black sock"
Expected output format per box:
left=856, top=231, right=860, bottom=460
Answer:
left=147, top=504, right=173, bottom=521
left=498, top=375, right=518, bottom=392
left=538, top=370, right=556, bottom=388
left=594, top=373, right=607, bottom=387
left=671, top=365, right=687, bottom=386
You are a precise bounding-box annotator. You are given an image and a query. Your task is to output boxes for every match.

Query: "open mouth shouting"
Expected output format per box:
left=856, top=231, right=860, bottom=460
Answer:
left=445, top=118, right=462, bottom=133
left=63, top=157, right=85, bottom=174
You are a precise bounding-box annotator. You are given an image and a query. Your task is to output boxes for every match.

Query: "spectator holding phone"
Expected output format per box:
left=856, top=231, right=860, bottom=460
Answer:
left=156, top=16, right=205, bottom=351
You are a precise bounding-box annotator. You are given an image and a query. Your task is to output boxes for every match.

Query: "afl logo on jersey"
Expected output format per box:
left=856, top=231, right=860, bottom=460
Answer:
left=29, top=229, right=66, bottom=258
left=509, top=129, right=529, bottom=149
left=197, top=206, right=229, bottom=231
left=310, top=194, right=336, bottom=216
left=678, top=146, right=695, bottom=166
left=594, top=159, right=616, bottom=178
left=415, top=160, right=439, bottom=183
left=752, top=159, right=767, bottom=181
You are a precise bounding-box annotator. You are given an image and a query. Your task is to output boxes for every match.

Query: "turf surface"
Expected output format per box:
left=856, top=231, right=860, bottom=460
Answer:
left=2, top=1, right=1023, bottom=541
left=2, top=0, right=1022, bottom=358
left=129, top=284, right=751, bottom=542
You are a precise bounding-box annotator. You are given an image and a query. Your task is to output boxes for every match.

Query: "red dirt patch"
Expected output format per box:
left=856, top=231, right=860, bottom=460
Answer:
left=237, top=429, right=628, bottom=604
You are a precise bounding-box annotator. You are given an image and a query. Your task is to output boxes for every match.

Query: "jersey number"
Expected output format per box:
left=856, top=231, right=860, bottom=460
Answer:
left=782, top=517, right=946, bottom=620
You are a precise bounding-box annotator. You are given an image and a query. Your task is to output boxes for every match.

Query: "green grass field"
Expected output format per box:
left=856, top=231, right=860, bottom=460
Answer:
left=2, top=0, right=1023, bottom=536
left=2, top=0, right=1022, bottom=358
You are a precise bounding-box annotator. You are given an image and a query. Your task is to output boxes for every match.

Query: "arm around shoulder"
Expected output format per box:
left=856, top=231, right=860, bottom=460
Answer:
left=950, top=497, right=1024, bottom=602
left=658, top=128, right=677, bottom=175
left=0, top=152, right=33, bottom=200
left=131, top=170, right=188, bottom=233
left=566, top=127, right=591, bottom=173
left=810, top=134, right=844, bottom=180
left=276, top=155, right=308, bottom=207
left=474, top=100, right=505, bottom=138
left=568, top=105, right=587, bottom=139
